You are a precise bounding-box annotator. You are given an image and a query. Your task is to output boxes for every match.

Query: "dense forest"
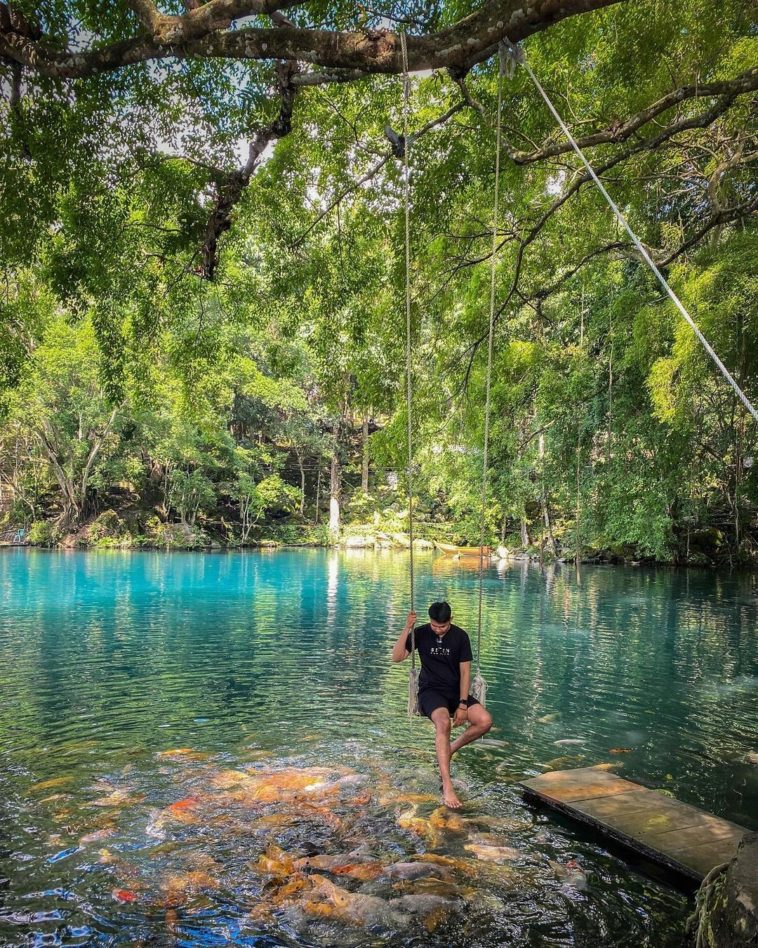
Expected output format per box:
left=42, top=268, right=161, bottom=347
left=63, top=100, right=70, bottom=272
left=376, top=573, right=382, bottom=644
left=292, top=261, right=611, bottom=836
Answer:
left=0, top=0, right=756, bottom=564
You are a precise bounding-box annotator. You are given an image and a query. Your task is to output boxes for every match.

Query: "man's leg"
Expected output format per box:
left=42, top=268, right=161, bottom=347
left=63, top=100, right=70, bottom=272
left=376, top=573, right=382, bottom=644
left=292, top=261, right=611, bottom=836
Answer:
left=430, top=707, right=461, bottom=809
left=450, top=703, right=493, bottom=757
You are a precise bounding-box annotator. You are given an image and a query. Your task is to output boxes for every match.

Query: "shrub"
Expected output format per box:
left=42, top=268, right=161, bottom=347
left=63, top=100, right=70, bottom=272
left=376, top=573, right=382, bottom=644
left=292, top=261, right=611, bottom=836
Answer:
left=28, top=520, right=61, bottom=547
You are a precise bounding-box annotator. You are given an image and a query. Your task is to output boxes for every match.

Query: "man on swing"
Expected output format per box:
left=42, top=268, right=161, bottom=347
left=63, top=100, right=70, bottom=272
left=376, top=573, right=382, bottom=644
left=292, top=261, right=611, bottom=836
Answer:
left=391, top=601, right=493, bottom=808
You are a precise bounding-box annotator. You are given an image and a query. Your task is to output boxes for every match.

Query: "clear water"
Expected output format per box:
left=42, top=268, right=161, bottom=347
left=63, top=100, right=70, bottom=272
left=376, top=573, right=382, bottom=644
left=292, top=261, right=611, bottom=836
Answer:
left=1, top=549, right=756, bottom=947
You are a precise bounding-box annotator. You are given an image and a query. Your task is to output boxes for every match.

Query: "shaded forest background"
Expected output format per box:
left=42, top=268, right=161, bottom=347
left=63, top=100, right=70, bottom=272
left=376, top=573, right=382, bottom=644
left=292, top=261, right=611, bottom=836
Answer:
left=0, top=0, right=756, bottom=564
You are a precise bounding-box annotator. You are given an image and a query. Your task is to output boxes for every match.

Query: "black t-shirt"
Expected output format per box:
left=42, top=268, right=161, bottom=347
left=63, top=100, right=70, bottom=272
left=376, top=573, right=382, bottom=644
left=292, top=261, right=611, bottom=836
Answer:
left=405, top=623, right=473, bottom=697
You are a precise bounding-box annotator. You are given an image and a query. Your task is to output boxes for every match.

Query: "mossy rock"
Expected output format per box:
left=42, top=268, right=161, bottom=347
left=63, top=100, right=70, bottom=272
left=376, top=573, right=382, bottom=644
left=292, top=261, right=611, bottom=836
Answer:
left=687, top=832, right=758, bottom=947
left=88, top=510, right=123, bottom=541
left=344, top=535, right=375, bottom=548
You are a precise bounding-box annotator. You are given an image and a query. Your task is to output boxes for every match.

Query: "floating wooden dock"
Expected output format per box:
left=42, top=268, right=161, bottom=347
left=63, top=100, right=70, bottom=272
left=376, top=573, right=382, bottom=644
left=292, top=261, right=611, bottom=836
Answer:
left=519, top=767, right=748, bottom=882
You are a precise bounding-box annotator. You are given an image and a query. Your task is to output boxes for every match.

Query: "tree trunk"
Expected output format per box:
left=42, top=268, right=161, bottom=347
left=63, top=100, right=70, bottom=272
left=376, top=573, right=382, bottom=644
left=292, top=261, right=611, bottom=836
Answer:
left=361, top=415, right=370, bottom=493
left=314, top=467, right=321, bottom=524
left=607, top=311, right=614, bottom=464
left=520, top=515, right=530, bottom=548
left=329, top=454, right=341, bottom=541
left=329, top=423, right=341, bottom=540
left=575, top=440, right=582, bottom=568
left=539, top=432, right=558, bottom=556
left=79, top=406, right=119, bottom=520
left=541, top=495, right=557, bottom=556
left=36, top=428, right=80, bottom=527
left=296, top=450, right=306, bottom=515
left=733, top=305, right=748, bottom=556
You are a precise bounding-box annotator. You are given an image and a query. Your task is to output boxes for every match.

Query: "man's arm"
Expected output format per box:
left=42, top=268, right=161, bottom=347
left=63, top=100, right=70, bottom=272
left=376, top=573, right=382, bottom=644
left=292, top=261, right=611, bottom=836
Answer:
left=391, top=611, right=417, bottom=663
left=453, top=660, right=471, bottom=726
left=459, top=661, right=471, bottom=704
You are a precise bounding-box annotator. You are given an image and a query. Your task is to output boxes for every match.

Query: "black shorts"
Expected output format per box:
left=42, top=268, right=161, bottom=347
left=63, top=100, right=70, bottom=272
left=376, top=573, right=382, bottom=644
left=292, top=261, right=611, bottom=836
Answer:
left=418, top=690, right=480, bottom=719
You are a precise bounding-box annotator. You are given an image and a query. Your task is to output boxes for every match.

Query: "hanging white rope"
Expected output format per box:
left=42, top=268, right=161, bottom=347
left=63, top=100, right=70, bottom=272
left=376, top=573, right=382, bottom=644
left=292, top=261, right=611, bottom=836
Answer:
left=400, top=30, right=420, bottom=717
left=472, top=50, right=506, bottom=708
left=401, top=30, right=414, bottom=613
left=501, top=39, right=758, bottom=425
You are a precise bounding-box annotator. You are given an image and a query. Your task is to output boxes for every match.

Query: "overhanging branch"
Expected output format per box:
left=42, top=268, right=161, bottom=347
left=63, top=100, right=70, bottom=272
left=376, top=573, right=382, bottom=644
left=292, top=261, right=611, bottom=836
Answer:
left=201, top=61, right=298, bottom=278
left=0, top=0, right=625, bottom=82
left=511, top=68, right=758, bottom=164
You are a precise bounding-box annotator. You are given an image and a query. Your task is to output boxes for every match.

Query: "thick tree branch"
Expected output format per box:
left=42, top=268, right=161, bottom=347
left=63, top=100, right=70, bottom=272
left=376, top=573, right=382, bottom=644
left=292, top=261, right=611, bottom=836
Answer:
left=180, top=1, right=306, bottom=37
left=200, top=61, right=298, bottom=278
left=125, top=0, right=164, bottom=34
left=0, top=0, right=625, bottom=81
left=511, top=68, right=758, bottom=164
left=126, top=1, right=307, bottom=43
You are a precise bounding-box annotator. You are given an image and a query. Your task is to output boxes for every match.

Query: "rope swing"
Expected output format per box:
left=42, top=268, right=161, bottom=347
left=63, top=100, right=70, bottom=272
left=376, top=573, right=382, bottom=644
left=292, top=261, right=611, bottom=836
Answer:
left=403, top=36, right=505, bottom=714
left=472, top=48, right=507, bottom=709
left=399, top=37, right=755, bottom=719
left=400, top=31, right=421, bottom=717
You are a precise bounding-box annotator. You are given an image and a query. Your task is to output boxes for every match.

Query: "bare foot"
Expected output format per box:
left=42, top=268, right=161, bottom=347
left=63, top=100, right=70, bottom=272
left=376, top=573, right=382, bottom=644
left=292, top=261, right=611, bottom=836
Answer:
left=442, top=783, right=462, bottom=808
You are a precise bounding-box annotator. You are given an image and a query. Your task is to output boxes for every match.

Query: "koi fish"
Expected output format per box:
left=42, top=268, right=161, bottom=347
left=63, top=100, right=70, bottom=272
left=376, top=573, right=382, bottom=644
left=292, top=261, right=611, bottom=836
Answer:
left=112, top=889, right=138, bottom=903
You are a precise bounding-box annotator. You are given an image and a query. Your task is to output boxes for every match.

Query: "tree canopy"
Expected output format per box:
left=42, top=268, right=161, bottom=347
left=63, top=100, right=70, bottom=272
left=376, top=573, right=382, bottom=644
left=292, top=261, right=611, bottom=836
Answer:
left=1, top=0, right=756, bottom=563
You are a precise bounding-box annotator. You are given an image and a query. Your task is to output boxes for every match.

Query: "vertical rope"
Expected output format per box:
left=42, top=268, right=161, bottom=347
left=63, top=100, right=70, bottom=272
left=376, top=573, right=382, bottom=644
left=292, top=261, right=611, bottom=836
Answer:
left=476, top=50, right=505, bottom=674
left=400, top=30, right=415, bottom=669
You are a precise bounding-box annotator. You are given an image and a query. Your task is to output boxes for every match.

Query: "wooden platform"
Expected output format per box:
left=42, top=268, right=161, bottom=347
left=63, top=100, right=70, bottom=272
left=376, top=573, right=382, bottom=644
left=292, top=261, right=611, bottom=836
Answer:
left=519, top=767, right=748, bottom=882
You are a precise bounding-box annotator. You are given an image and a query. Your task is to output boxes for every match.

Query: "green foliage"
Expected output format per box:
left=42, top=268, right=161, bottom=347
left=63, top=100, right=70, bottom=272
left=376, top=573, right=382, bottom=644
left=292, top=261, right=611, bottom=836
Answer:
left=27, top=520, right=61, bottom=547
left=0, top=1, right=755, bottom=561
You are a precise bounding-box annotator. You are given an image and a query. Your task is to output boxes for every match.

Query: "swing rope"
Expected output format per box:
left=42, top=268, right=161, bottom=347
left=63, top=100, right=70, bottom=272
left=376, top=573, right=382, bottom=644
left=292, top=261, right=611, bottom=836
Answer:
left=401, top=29, right=414, bottom=617
left=400, top=31, right=419, bottom=713
left=501, top=39, right=758, bottom=425
left=475, top=48, right=506, bottom=685
left=401, top=33, right=497, bottom=711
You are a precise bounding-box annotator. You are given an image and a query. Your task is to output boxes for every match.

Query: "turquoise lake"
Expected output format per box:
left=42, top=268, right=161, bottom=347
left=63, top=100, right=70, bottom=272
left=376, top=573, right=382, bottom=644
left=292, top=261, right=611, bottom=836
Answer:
left=1, top=548, right=757, bottom=946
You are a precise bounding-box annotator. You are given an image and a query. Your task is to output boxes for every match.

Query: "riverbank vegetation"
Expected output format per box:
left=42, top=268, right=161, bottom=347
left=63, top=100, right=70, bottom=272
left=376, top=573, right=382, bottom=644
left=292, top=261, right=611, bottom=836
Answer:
left=1, top=1, right=756, bottom=565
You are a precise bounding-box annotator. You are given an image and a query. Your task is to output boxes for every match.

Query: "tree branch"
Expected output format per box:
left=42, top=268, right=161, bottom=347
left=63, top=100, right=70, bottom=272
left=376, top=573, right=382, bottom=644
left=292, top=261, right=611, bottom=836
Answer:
left=511, top=68, right=758, bottom=164
left=291, top=99, right=468, bottom=248
left=125, top=0, right=164, bottom=34
left=200, top=61, right=298, bottom=278
left=452, top=90, right=745, bottom=280
left=657, top=195, right=758, bottom=267
left=0, top=0, right=625, bottom=81
left=451, top=90, right=753, bottom=388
